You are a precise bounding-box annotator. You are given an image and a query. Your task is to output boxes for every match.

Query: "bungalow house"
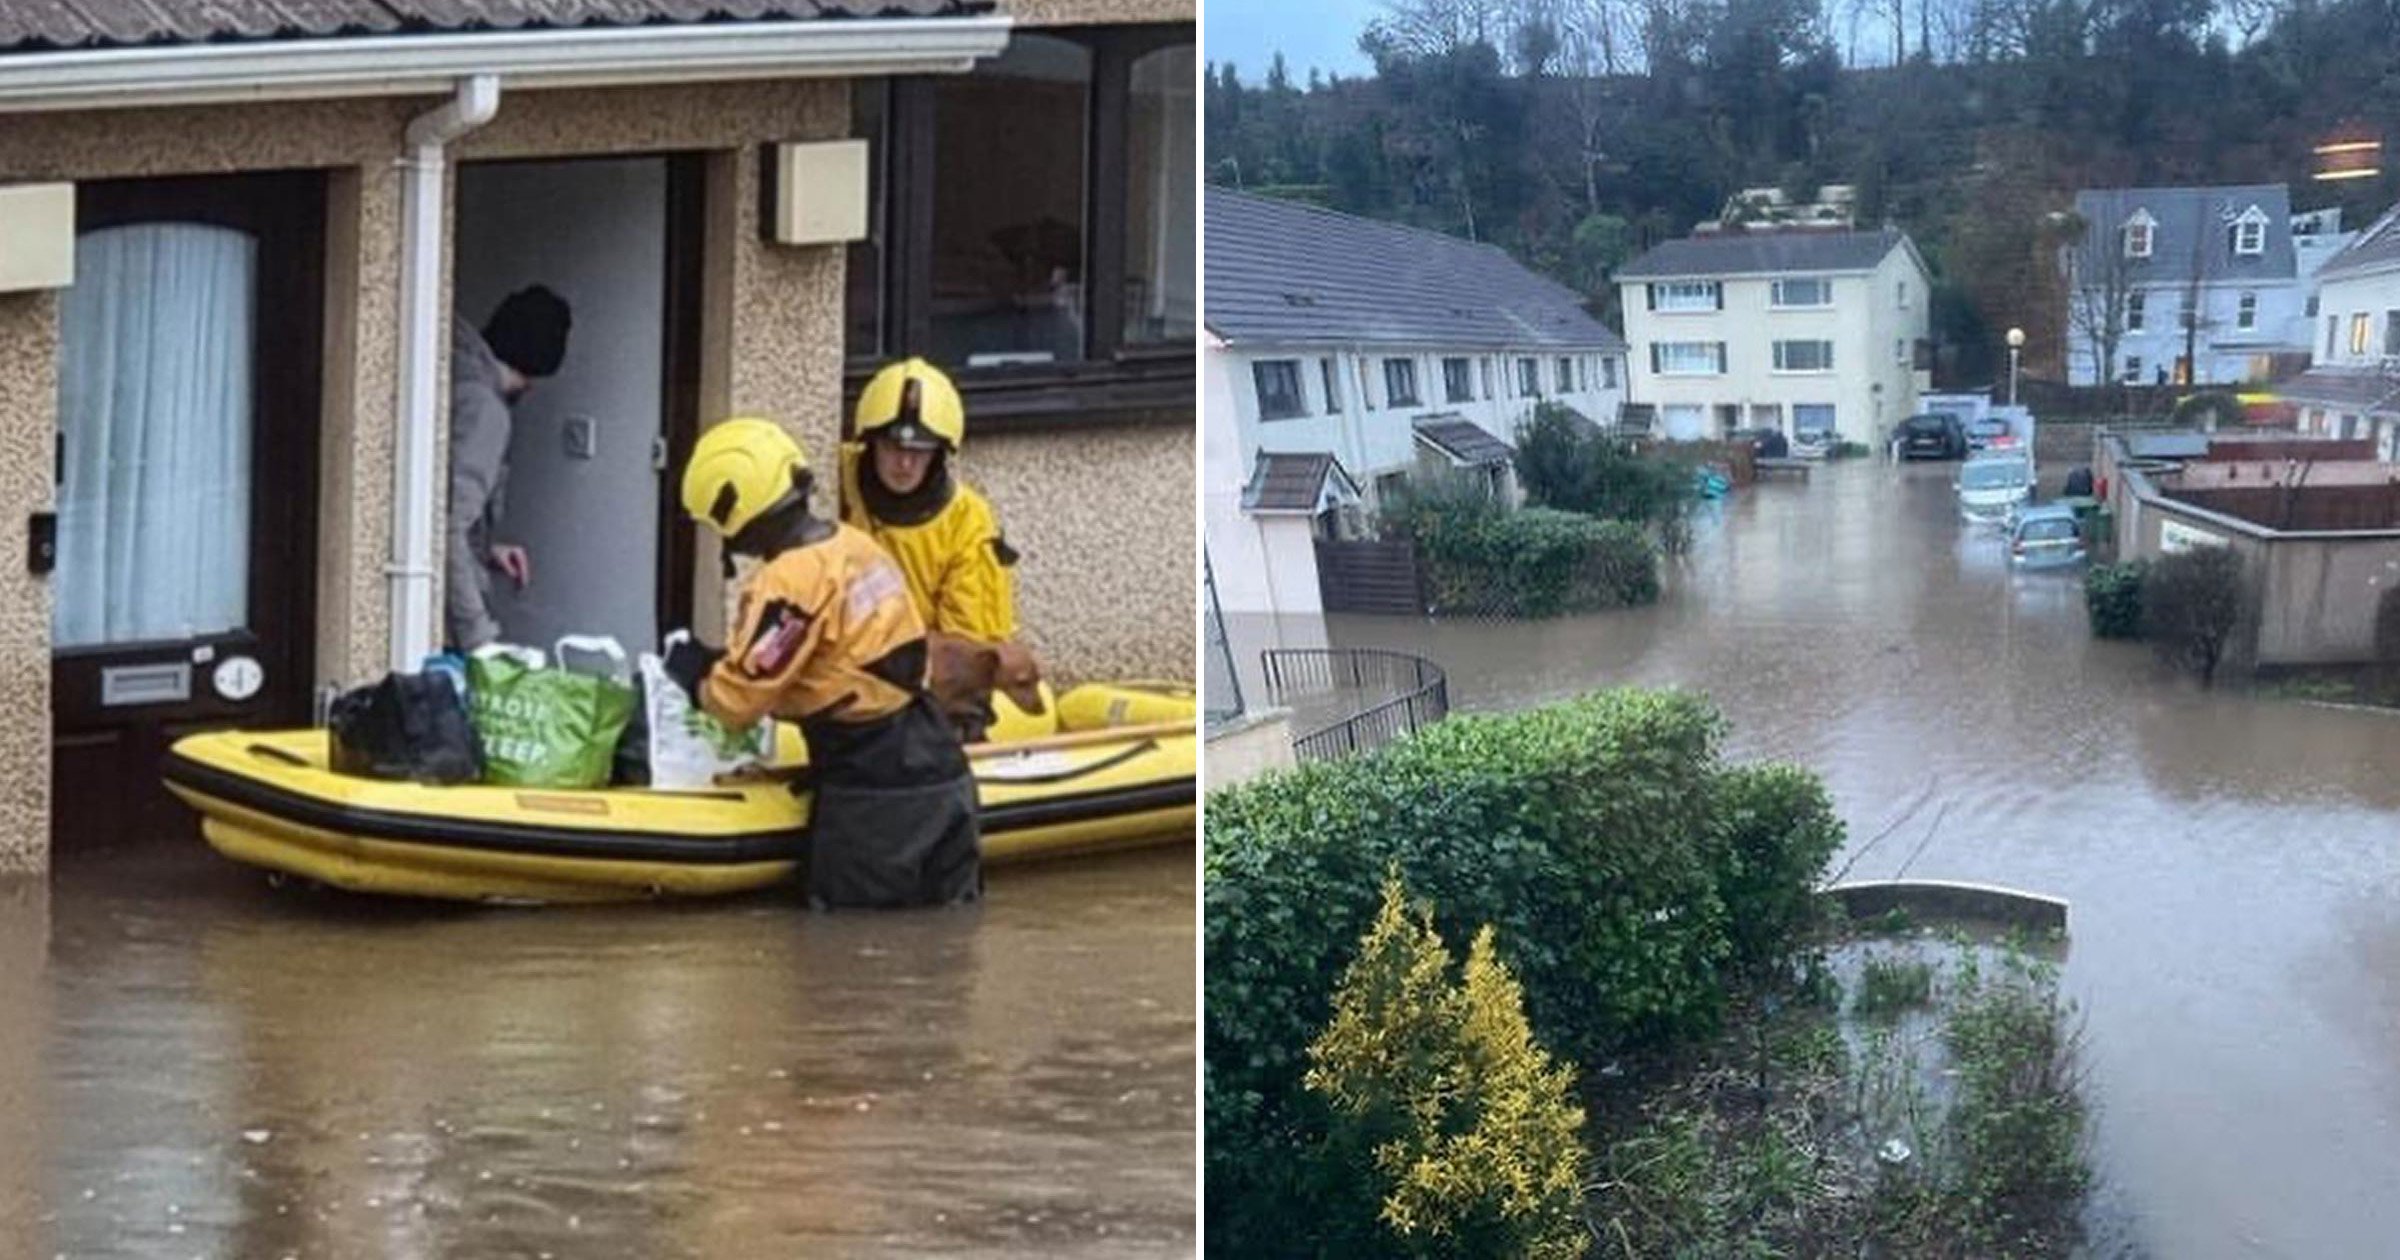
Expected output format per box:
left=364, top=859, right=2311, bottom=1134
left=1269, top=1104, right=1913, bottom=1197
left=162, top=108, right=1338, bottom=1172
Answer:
left=1203, top=187, right=1628, bottom=615
left=2285, top=200, right=2400, bottom=457
left=0, top=0, right=1194, bottom=870
left=2062, top=185, right=2337, bottom=387
left=1615, top=226, right=1932, bottom=444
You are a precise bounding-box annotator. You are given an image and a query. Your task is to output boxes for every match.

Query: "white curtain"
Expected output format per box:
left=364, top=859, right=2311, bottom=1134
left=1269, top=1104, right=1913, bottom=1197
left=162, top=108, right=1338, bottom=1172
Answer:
left=55, top=223, right=255, bottom=648
left=1129, top=43, right=1195, bottom=342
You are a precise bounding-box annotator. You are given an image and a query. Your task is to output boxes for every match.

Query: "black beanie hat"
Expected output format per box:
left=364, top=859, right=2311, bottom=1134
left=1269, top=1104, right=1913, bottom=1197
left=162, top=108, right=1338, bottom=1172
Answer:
left=483, top=285, right=572, bottom=378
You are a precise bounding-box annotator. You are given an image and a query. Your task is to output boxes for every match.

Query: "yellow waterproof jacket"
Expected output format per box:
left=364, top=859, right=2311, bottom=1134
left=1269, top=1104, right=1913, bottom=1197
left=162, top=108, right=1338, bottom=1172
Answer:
left=698, top=522, right=928, bottom=732
left=840, top=444, right=1018, bottom=642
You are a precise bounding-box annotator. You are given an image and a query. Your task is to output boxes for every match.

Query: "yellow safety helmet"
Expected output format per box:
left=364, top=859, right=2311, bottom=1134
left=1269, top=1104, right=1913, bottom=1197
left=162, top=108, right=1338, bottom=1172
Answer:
left=854, top=357, right=966, bottom=452
left=682, top=417, right=810, bottom=538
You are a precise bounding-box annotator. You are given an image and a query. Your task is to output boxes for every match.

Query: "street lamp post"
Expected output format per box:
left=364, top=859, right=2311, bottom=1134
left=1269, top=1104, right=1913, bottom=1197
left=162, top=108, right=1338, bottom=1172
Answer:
left=2006, top=326, right=2026, bottom=408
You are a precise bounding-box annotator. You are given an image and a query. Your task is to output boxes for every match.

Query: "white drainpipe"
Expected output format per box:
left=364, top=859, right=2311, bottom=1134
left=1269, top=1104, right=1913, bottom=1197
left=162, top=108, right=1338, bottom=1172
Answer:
left=389, top=74, right=500, bottom=673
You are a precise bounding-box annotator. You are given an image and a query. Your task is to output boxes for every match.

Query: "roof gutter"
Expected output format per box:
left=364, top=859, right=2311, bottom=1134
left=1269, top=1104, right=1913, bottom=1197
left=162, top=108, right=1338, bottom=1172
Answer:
left=0, top=16, right=1014, bottom=112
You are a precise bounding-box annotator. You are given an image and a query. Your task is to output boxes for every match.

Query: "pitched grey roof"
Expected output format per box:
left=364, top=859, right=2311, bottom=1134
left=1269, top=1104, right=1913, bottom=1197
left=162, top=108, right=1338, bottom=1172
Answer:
left=1614, top=227, right=1914, bottom=280
left=1242, top=451, right=1357, bottom=514
left=1205, top=188, right=1626, bottom=353
left=2317, top=201, right=2400, bottom=283
left=0, top=0, right=981, bottom=52
left=2071, top=185, right=2296, bottom=285
left=1412, top=415, right=1514, bottom=466
left=2275, top=366, right=2400, bottom=416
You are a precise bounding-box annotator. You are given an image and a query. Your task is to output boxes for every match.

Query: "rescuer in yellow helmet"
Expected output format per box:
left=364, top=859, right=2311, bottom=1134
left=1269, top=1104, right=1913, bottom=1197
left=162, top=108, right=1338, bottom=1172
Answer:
left=664, top=417, right=978, bottom=909
left=843, top=357, right=1020, bottom=643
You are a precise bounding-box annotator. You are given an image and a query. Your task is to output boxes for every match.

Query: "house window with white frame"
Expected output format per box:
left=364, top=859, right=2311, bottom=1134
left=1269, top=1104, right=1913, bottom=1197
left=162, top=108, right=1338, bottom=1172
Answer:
left=1557, top=356, right=1575, bottom=392
left=1253, top=359, right=1305, bottom=420
left=1793, top=404, right=1836, bottom=434
left=1384, top=357, right=1421, bottom=406
left=2179, top=292, right=2197, bottom=330
left=1896, top=280, right=1909, bottom=308
left=1481, top=357, right=1496, bottom=398
left=1602, top=356, right=1618, bottom=389
left=1320, top=357, right=1342, bottom=412
left=1773, top=340, right=1834, bottom=372
left=2237, top=291, right=2257, bottom=331
left=1771, top=278, right=1831, bottom=308
left=1894, top=338, right=1907, bottom=365
left=1442, top=356, right=1474, bottom=404
left=2123, top=355, right=2143, bottom=383
left=2124, top=212, right=2155, bottom=258
left=1358, top=358, right=1376, bottom=410
left=2328, top=315, right=2339, bottom=359
left=2386, top=311, right=2400, bottom=358
left=1651, top=342, right=1726, bottom=375
left=1518, top=357, right=1542, bottom=396
left=2232, top=209, right=2266, bottom=256
left=2351, top=313, right=2373, bottom=357
left=1651, top=281, right=1722, bottom=312
left=2128, top=292, right=2146, bottom=331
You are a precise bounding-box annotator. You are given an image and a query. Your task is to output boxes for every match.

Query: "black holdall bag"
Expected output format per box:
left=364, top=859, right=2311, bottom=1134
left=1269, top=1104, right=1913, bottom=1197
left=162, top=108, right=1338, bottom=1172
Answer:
left=327, top=671, right=484, bottom=785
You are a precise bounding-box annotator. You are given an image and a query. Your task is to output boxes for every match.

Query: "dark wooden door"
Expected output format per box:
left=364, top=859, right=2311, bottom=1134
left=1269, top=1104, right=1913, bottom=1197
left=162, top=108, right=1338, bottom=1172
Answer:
left=51, top=172, right=324, bottom=851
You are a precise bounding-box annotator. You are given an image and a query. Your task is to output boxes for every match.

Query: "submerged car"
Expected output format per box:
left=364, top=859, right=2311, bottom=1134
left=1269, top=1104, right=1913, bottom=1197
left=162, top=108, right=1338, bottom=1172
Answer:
left=2009, top=503, right=2087, bottom=568
left=1896, top=413, right=1967, bottom=460
left=1967, top=416, right=2022, bottom=454
left=1956, top=452, right=2033, bottom=525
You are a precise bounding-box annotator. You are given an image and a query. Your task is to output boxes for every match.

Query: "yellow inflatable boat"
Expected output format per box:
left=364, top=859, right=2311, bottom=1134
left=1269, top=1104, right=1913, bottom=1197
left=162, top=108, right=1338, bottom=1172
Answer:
left=163, top=702, right=1194, bottom=904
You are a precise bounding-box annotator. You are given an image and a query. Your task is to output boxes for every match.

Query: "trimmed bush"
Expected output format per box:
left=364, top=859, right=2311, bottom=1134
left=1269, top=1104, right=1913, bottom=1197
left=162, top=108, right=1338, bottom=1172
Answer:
left=1204, top=690, right=1846, bottom=1254
left=2083, top=559, right=2147, bottom=639
left=1306, top=878, right=1589, bottom=1260
left=2143, top=545, right=2249, bottom=685
left=1515, top=403, right=1697, bottom=543
left=1383, top=476, right=1658, bottom=615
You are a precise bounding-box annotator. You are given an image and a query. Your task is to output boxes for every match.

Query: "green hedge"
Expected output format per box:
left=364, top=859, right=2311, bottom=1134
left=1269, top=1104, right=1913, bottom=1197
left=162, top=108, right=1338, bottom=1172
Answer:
left=1385, top=480, right=1659, bottom=615
left=1204, top=690, right=1846, bottom=1254
left=2083, top=559, right=2147, bottom=639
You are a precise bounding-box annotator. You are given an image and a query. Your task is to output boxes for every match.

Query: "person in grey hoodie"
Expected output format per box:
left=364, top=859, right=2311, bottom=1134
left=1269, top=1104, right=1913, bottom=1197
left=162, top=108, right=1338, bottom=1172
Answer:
left=447, top=285, right=572, bottom=651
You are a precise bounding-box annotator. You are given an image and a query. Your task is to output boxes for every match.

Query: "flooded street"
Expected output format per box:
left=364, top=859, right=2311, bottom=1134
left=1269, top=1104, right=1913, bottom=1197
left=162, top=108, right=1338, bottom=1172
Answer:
left=0, top=841, right=1193, bottom=1259
left=1307, top=459, right=2400, bottom=1258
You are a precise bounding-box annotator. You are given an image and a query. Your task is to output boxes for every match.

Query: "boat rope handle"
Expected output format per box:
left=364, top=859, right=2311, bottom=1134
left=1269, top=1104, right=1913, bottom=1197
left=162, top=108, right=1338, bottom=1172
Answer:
left=972, top=740, right=1158, bottom=787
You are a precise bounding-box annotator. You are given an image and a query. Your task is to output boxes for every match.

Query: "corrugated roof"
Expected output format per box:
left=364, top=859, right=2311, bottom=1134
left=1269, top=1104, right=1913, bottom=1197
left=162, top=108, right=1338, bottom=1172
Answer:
left=1204, top=187, right=1625, bottom=353
left=2276, top=366, right=2400, bottom=416
left=0, top=0, right=979, bottom=52
left=2070, top=185, right=2296, bottom=285
left=1614, top=227, right=1912, bottom=279
left=1412, top=414, right=1514, bottom=466
left=1242, top=451, right=1355, bottom=514
left=2317, top=200, right=2400, bottom=283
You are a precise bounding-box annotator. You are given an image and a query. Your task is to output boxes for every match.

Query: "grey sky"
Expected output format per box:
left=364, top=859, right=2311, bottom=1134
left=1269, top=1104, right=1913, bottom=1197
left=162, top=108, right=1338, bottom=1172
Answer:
left=1203, top=0, right=1381, bottom=83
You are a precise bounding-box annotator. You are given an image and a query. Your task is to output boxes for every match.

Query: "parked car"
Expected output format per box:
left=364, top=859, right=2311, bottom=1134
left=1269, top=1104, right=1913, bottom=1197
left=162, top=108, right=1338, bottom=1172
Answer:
left=1732, top=426, right=1791, bottom=459
left=2008, top=503, right=2088, bottom=569
left=1896, top=413, right=1967, bottom=460
left=1966, top=416, right=2022, bottom=454
left=1956, top=451, right=2034, bottom=525
left=1792, top=428, right=1839, bottom=460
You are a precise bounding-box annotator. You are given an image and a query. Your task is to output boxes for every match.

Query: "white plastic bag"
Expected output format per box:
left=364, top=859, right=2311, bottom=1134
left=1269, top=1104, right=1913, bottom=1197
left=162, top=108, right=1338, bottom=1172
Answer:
left=636, top=631, right=772, bottom=789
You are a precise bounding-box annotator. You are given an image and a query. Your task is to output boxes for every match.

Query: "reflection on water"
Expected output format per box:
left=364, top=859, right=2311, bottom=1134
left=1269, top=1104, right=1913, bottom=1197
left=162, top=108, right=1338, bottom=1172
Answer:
left=1317, top=461, right=2400, bottom=1256
left=3, top=839, right=1192, bottom=1259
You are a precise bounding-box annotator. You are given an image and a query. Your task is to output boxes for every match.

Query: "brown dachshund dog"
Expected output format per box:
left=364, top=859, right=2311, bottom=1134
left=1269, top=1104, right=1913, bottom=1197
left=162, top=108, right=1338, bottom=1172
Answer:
left=925, top=633, right=1046, bottom=744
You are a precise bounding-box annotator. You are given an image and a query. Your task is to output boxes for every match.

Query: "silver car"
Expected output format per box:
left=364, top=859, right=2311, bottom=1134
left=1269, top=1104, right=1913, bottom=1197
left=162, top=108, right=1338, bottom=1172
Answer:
left=2009, top=503, right=2087, bottom=569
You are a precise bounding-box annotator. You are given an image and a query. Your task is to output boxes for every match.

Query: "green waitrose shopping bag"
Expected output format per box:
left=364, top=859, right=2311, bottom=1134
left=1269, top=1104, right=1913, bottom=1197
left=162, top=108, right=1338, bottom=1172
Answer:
left=466, top=639, right=638, bottom=789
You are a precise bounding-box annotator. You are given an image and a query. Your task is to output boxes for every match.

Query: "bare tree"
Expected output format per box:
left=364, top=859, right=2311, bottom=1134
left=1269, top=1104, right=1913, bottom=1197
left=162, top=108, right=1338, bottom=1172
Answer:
left=2060, top=212, right=2140, bottom=388
left=1366, top=0, right=1518, bottom=62
left=2178, top=195, right=2230, bottom=387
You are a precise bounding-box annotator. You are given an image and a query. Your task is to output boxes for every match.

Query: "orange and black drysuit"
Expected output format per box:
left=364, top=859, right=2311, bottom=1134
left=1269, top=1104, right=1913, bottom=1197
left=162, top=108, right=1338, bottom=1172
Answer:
left=675, top=520, right=978, bottom=908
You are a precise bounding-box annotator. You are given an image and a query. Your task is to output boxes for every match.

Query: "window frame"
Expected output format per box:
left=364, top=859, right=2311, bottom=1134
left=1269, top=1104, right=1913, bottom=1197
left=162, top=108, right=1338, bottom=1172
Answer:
left=2232, top=211, right=2266, bottom=256
left=2124, top=214, right=2155, bottom=259
left=1383, top=357, right=1422, bottom=407
left=1770, top=277, right=1832, bottom=308
left=1517, top=356, right=1541, bottom=397
left=1320, top=356, right=1342, bottom=412
left=2351, top=312, right=2373, bottom=357
left=2387, top=311, right=2400, bottom=359
left=1772, top=339, right=1835, bottom=373
left=2238, top=291, right=2257, bottom=331
left=1557, top=355, right=1575, bottom=392
left=843, top=23, right=1195, bottom=429
left=2127, top=291, right=2146, bottom=332
left=1441, top=356, right=1474, bottom=404
left=1651, top=280, right=1722, bottom=313
left=1253, top=358, right=1306, bottom=421
left=1601, top=355, right=1618, bottom=389
left=1650, top=341, right=1726, bottom=376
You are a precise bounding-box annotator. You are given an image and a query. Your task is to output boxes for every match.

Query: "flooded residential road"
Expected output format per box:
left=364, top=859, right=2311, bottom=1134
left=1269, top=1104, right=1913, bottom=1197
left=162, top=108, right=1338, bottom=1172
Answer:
left=0, top=841, right=1193, bottom=1259
left=1319, top=459, right=2400, bottom=1258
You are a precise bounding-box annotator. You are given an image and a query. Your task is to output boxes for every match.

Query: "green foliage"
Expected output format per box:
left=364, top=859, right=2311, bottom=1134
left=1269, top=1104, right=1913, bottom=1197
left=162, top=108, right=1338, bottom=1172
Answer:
left=1856, top=953, right=1936, bottom=1018
left=1514, top=404, right=1699, bottom=551
left=1306, top=879, right=1590, bottom=1260
left=2143, top=544, right=2250, bottom=685
left=1383, top=474, right=1659, bottom=615
left=1205, top=690, right=1848, bottom=1254
left=2083, top=559, right=2148, bottom=639
left=1935, top=953, right=2091, bottom=1255
left=1712, top=764, right=1845, bottom=977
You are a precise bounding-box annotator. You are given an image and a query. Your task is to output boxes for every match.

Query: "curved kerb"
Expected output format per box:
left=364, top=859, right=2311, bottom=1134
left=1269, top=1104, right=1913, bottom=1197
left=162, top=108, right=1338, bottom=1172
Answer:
left=1825, top=879, right=2069, bottom=934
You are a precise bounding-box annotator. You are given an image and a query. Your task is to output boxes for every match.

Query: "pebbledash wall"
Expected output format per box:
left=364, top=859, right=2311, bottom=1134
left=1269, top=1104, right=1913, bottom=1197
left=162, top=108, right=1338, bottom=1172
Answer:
left=0, top=0, right=1195, bottom=872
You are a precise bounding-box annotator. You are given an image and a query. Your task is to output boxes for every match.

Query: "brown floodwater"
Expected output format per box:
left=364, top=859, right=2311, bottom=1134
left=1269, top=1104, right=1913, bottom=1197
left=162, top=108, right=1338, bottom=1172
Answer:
left=1269, top=459, right=2400, bottom=1258
left=0, top=836, right=1193, bottom=1259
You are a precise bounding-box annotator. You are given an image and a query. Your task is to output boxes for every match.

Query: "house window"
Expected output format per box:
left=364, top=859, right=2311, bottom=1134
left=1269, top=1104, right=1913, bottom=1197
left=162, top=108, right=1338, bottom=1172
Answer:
left=2328, top=314, right=2340, bottom=358
left=1651, top=280, right=1721, bottom=312
left=1773, top=340, right=1834, bottom=372
left=2307, top=294, right=2320, bottom=318
left=1650, top=342, right=1725, bottom=375
left=1793, top=404, right=1836, bottom=434
left=2387, top=311, right=2400, bottom=358
left=2238, top=291, right=2257, bottom=331
left=1894, top=338, right=1907, bottom=366
left=1771, top=278, right=1831, bottom=308
left=2179, top=292, right=2197, bottom=330
left=1557, top=356, right=1575, bottom=392
left=1253, top=360, right=1304, bottom=420
left=845, top=27, right=1194, bottom=421
left=1358, top=358, right=1376, bottom=410
left=1442, top=356, right=1474, bottom=403
left=2123, top=355, right=2143, bottom=383
left=1602, top=356, right=1618, bottom=389
left=1481, top=357, right=1496, bottom=398
left=2127, top=292, right=2145, bottom=332
left=1896, top=280, right=1909, bottom=308
left=1320, top=357, right=1342, bottom=412
left=2124, top=214, right=2154, bottom=258
left=1384, top=358, right=1420, bottom=406
left=2232, top=213, right=2265, bottom=256
left=2351, top=312, right=2373, bottom=356
left=1518, top=357, right=1542, bottom=396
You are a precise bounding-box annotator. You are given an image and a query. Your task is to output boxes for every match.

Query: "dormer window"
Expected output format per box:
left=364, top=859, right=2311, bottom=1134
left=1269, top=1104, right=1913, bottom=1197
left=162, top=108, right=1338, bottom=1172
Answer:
left=2123, top=210, right=2156, bottom=259
left=2231, top=206, right=2268, bottom=256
